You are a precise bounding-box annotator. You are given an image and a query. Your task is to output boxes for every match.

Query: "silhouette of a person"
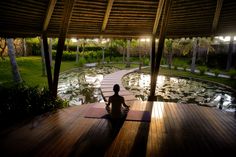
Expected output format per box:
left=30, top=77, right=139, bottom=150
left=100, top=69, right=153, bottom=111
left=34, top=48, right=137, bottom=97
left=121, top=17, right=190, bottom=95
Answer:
left=106, top=84, right=130, bottom=119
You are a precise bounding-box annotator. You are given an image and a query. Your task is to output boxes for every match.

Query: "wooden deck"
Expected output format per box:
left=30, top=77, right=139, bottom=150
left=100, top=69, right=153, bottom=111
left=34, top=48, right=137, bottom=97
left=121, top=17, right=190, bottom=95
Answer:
left=0, top=101, right=236, bottom=157
left=101, top=69, right=138, bottom=102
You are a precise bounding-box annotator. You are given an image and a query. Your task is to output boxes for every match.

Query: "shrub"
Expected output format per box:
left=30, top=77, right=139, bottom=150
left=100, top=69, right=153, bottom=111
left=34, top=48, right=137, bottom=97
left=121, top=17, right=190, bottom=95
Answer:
left=143, top=58, right=150, bottom=66
left=183, top=65, right=188, bottom=71
left=78, top=57, right=86, bottom=67
left=0, top=83, right=67, bottom=118
left=228, top=69, right=236, bottom=79
left=213, top=69, right=220, bottom=77
left=198, top=66, right=207, bottom=75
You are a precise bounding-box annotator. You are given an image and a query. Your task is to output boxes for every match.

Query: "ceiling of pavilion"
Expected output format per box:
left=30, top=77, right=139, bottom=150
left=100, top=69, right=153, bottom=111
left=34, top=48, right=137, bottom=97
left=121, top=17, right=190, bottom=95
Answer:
left=0, top=0, right=236, bottom=38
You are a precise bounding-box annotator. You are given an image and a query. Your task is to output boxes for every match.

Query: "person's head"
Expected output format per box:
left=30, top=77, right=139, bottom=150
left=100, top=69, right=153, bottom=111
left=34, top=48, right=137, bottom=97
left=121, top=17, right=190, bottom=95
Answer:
left=113, top=84, right=120, bottom=93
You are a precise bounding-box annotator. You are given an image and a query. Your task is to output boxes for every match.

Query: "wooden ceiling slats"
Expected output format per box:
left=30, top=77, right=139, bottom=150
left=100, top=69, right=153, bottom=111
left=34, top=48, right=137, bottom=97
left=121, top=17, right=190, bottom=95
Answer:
left=0, top=0, right=236, bottom=37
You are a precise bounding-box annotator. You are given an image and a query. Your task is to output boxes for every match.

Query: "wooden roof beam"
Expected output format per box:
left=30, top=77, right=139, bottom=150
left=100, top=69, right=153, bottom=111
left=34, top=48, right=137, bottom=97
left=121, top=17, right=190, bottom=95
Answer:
left=101, top=0, right=114, bottom=32
left=43, top=0, right=57, bottom=31
left=153, top=0, right=165, bottom=35
left=212, top=0, right=224, bottom=35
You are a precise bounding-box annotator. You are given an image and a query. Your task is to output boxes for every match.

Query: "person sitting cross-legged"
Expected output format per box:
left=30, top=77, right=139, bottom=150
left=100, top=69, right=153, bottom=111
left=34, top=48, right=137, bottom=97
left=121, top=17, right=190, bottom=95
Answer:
left=105, top=84, right=130, bottom=132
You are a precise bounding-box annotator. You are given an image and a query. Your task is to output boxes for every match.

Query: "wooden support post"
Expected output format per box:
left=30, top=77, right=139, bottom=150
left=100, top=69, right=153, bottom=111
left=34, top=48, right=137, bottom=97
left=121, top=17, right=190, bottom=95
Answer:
left=148, top=36, right=157, bottom=101
left=42, top=34, right=53, bottom=92
left=52, top=0, right=75, bottom=98
left=52, top=37, right=66, bottom=98
left=148, top=0, right=172, bottom=101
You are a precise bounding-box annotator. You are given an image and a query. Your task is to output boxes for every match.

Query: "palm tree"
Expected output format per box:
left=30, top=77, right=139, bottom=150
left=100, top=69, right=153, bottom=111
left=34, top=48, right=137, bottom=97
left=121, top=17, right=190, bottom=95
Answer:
left=6, top=38, right=22, bottom=83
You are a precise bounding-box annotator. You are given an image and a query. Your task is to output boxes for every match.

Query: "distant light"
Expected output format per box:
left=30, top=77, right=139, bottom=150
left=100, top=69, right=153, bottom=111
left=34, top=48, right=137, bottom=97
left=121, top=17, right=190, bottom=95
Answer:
left=71, top=38, right=77, bottom=42
left=140, top=38, right=150, bottom=42
left=93, top=38, right=99, bottom=42
left=215, top=36, right=236, bottom=42
left=140, top=38, right=146, bottom=42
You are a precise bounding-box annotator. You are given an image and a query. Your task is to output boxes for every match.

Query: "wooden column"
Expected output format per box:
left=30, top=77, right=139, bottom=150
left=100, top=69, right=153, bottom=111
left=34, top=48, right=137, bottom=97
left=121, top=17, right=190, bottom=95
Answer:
left=148, top=0, right=172, bottom=101
left=52, top=0, right=75, bottom=98
left=148, top=36, right=156, bottom=100
left=42, top=34, right=53, bottom=91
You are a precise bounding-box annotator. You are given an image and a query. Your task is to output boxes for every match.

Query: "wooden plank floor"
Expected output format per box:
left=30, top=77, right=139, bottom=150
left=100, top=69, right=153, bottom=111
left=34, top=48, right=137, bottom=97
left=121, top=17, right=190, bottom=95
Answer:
left=100, top=69, right=138, bottom=102
left=1, top=101, right=236, bottom=157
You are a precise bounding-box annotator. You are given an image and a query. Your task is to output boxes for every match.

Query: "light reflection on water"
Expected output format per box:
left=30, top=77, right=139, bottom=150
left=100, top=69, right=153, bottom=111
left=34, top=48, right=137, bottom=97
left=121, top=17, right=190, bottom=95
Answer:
left=58, top=67, right=118, bottom=106
left=123, top=73, right=236, bottom=112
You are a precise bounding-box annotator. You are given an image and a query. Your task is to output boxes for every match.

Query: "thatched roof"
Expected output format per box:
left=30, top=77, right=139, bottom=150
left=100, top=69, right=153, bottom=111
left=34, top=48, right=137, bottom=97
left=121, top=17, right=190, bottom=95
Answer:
left=0, top=0, right=236, bottom=38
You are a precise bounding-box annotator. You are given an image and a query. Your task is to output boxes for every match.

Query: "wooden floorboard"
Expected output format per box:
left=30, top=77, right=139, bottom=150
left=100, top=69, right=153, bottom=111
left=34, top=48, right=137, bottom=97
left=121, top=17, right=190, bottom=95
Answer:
left=1, top=101, right=236, bottom=157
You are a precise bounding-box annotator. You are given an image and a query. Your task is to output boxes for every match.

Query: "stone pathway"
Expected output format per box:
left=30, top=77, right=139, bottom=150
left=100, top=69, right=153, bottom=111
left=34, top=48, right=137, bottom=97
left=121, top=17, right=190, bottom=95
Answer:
left=101, top=69, right=138, bottom=102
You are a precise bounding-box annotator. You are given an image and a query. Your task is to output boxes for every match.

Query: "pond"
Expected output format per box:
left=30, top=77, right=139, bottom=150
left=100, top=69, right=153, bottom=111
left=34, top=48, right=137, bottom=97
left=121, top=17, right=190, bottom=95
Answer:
left=58, top=66, right=118, bottom=106
left=122, top=72, right=236, bottom=112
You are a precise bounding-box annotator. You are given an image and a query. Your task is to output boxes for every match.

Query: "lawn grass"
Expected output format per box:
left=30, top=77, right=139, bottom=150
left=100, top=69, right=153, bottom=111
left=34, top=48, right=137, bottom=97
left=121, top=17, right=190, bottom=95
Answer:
left=0, top=56, right=79, bottom=87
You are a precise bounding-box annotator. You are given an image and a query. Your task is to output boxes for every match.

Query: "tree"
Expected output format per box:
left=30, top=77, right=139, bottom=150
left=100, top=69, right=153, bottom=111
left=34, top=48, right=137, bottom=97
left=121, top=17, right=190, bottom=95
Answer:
left=191, top=38, right=198, bottom=73
left=165, top=39, right=173, bottom=69
left=6, top=38, right=22, bottom=83
left=40, top=37, right=46, bottom=76
left=0, top=38, right=7, bottom=60
left=226, top=36, right=234, bottom=70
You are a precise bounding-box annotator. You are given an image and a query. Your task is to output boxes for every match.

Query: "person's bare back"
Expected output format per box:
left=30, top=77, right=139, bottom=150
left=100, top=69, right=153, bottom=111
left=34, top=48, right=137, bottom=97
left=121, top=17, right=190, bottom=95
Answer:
left=106, top=84, right=129, bottom=119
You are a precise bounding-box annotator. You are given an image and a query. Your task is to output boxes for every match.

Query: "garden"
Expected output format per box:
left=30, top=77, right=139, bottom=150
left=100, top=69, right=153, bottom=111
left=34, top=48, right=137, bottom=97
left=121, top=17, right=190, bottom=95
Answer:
left=0, top=37, right=236, bottom=125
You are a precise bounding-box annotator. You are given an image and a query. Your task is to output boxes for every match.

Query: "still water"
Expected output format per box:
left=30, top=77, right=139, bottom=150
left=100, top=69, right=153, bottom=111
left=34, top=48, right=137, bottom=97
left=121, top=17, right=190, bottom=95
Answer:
left=58, top=67, right=118, bottom=106
left=122, top=73, right=236, bottom=112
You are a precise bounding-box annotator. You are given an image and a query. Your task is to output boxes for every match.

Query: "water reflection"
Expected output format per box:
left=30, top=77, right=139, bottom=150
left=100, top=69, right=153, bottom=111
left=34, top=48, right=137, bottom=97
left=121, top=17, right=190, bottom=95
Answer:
left=58, top=67, right=118, bottom=106
left=122, top=73, right=236, bottom=112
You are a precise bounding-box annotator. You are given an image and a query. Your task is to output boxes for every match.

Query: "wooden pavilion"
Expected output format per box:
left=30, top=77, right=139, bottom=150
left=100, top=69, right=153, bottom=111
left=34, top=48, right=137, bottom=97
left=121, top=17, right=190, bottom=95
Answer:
left=0, top=0, right=236, bottom=156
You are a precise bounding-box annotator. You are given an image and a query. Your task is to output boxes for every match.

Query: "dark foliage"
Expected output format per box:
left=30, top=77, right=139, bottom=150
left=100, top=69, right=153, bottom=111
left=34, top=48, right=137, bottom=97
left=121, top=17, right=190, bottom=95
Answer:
left=0, top=83, right=67, bottom=118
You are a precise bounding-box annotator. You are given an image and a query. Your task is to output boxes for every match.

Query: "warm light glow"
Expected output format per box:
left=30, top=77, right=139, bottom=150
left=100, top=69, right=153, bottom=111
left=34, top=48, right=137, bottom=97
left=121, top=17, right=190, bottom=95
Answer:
left=151, top=102, right=164, bottom=119
left=215, top=36, right=236, bottom=42
left=71, top=38, right=77, bottom=43
left=140, top=38, right=150, bottom=42
left=93, top=38, right=99, bottom=42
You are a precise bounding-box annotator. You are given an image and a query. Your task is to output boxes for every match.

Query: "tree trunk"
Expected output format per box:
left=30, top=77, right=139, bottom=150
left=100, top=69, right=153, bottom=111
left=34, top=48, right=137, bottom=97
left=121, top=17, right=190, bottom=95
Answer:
left=168, top=42, right=173, bottom=69
left=49, top=38, right=53, bottom=67
left=226, top=36, right=234, bottom=70
left=191, top=38, right=198, bottom=73
left=205, top=47, right=209, bottom=64
left=6, top=38, right=22, bottom=83
left=76, top=38, right=79, bottom=64
left=139, top=39, right=142, bottom=70
left=40, top=37, right=46, bottom=76
left=126, top=39, right=130, bottom=68
left=23, top=38, right=27, bottom=56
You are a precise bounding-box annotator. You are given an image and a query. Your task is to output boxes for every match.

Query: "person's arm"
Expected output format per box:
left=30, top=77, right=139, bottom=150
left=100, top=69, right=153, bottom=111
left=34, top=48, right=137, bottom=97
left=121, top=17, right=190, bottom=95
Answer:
left=122, top=97, right=130, bottom=109
left=106, top=97, right=111, bottom=113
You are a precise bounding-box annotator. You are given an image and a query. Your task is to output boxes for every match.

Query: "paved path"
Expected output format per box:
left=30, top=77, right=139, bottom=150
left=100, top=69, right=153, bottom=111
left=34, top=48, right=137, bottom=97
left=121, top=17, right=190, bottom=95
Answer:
left=101, top=69, right=138, bottom=102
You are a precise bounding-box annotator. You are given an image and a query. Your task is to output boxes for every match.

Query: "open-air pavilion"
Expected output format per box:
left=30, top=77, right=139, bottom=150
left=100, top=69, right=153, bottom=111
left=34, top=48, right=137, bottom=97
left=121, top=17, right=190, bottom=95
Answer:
left=0, top=0, right=236, bottom=156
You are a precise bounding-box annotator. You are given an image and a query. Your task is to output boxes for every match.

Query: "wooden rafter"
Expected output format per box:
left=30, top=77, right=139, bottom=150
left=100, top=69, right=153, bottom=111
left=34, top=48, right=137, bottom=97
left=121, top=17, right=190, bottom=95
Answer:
left=212, top=0, right=224, bottom=34
left=101, top=0, right=114, bottom=32
left=153, top=0, right=165, bottom=35
left=43, top=0, right=57, bottom=31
